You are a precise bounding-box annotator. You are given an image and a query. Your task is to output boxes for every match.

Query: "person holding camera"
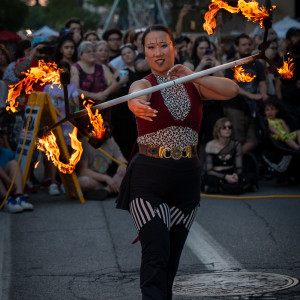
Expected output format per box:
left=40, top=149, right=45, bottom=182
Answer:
left=184, top=36, right=223, bottom=76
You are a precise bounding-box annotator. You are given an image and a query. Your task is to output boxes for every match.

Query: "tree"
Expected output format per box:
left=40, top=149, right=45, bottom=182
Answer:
left=0, top=0, right=29, bottom=31
left=46, top=0, right=100, bottom=31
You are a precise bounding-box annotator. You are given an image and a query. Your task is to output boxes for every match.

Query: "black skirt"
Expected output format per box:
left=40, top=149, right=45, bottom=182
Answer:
left=116, top=153, right=202, bottom=215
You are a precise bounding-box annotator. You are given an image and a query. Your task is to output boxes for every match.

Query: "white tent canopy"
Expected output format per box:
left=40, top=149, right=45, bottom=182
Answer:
left=273, top=16, right=300, bottom=39
left=33, top=25, right=59, bottom=38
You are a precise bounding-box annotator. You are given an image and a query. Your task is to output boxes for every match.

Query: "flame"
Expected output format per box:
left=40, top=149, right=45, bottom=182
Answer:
left=204, top=1, right=239, bottom=35
left=34, top=161, right=40, bottom=168
left=233, top=66, right=256, bottom=82
left=83, top=100, right=106, bottom=139
left=37, top=127, right=83, bottom=174
left=6, top=60, right=62, bottom=113
left=277, top=57, right=295, bottom=80
left=81, top=93, right=85, bottom=100
left=203, top=0, right=275, bottom=35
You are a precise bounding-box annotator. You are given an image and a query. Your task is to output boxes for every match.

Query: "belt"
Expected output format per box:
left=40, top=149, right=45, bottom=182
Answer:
left=138, top=144, right=197, bottom=160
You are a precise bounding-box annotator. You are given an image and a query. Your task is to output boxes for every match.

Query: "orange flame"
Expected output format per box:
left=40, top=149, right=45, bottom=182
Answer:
left=6, top=60, right=62, bottom=113
left=277, top=57, right=295, bottom=80
left=203, top=0, right=275, bottom=35
left=233, top=66, right=256, bottom=82
left=204, top=1, right=239, bottom=35
left=34, top=161, right=40, bottom=168
left=83, top=100, right=106, bottom=139
left=37, top=127, right=83, bottom=174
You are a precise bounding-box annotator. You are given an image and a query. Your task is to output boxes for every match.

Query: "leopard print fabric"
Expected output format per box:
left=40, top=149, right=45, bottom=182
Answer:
left=137, top=75, right=198, bottom=149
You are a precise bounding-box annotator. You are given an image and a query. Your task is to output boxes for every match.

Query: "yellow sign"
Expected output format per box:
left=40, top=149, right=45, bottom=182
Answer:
left=16, top=92, right=85, bottom=203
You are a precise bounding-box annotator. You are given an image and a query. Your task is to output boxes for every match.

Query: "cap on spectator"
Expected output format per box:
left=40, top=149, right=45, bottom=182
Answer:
left=31, top=36, right=49, bottom=47
left=102, top=28, right=123, bottom=41
left=286, top=27, right=300, bottom=40
left=175, top=35, right=190, bottom=45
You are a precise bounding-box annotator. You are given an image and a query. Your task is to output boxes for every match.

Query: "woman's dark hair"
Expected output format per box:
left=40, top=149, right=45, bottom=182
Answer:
left=141, top=25, right=175, bottom=47
left=53, top=35, right=77, bottom=64
left=263, top=98, right=280, bottom=111
left=190, top=36, right=211, bottom=68
left=14, top=39, right=31, bottom=60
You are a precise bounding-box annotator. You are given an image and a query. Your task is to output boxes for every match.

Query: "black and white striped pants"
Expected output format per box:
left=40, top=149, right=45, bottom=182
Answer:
left=129, top=197, right=198, bottom=300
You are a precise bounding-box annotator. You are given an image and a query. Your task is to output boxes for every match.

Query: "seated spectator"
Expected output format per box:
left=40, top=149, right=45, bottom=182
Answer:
left=84, top=30, right=100, bottom=45
left=0, top=129, right=33, bottom=213
left=204, top=117, right=257, bottom=194
left=264, top=99, right=300, bottom=151
left=77, top=120, right=127, bottom=200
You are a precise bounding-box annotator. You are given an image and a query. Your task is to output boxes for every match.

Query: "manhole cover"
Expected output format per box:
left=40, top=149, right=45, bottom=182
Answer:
left=173, top=272, right=299, bottom=296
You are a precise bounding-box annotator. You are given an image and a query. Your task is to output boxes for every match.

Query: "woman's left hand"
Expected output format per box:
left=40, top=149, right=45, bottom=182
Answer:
left=167, top=64, right=193, bottom=80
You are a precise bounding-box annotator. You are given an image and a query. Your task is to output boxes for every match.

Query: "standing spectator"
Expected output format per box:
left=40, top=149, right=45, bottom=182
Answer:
left=3, top=39, right=31, bottom=85
left=84, top=30, right=100, bottom=45
left=0, top=44, right=11, bottom=80
left=0, top=130, right=34, bottom=213
left=111, top=44, right=138, bottom=159
left=184, top=36, right=223, bottom=76
left=175, top=35, right=190, bottom=63
left=134, top=30, right=151, bottom=77
left=53, top=35, right=77, bottom=65
left=102, top=28, right=123, bottom=62
left=276, top=27, right=300, bottom=129
left=64, top=18, right=84, bottom=46
left=224, top=33, right=268, bottom=154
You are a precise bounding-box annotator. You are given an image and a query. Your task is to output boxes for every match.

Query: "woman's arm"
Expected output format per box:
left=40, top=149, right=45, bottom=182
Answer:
left=167, top=64, right=239, bottom=100
left=127, top=79, right=157, bottom=121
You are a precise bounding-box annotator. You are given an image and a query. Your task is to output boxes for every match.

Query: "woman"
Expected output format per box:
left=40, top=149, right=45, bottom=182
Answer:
left=184, top=36, right=223, bottom=76
left=53, top=35, right=77, bottom=65
left=71, top=41, right=123, bottom=125
left=204, top=117, right=257, bottom=194
left=116, top=25, right=239, bottom=299
left=111, top=44, right=140, bottom=159
left=84, top=30, right=100, bottom=45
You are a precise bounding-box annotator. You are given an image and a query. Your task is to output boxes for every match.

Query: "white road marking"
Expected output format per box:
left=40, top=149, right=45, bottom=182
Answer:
left=187, top=221, right=245, bottom=271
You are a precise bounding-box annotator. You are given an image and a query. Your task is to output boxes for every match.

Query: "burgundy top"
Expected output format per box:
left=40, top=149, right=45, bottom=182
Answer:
left=136, top=73, right=203, bottom=137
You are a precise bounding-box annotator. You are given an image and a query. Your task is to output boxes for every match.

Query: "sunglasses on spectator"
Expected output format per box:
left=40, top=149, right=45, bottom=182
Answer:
left=220, top=125, right=232, bottom=130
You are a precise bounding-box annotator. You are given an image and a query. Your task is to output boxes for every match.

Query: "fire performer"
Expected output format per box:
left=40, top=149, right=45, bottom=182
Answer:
left=116, top=25, right=239, bottom=300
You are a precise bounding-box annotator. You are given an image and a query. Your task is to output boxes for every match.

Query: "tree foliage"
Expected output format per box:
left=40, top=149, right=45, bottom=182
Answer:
left=0, top=0, right=29, bottom=31
left=45, top=0, right=100, bottom=31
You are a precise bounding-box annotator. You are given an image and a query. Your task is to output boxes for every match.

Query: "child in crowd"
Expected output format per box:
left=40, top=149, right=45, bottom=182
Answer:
left=264, top=99, right=300, bottom=151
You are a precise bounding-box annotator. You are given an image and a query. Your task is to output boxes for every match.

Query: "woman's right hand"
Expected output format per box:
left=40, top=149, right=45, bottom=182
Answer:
left=128, top=98, right=157, bottom=121
left=225, top=173, right=239, bottom=184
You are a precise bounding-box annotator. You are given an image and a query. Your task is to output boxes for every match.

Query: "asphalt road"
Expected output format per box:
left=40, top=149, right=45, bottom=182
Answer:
left=1, top=179, right=300, bottom=300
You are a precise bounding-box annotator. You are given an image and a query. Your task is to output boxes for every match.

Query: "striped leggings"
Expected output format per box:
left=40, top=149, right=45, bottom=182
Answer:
left=129, top=197, right=198, bottom=300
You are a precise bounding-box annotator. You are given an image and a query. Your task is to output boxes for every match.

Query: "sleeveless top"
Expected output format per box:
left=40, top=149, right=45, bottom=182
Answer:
left=74, top=63, right=107, bottom=93
left=136, top=73, right=202, bottom=148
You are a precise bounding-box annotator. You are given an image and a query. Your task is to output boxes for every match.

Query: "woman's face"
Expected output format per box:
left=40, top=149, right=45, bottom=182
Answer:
left=196, top=41, right=210, bottom=60
left=80, top=45, right=95, bottom=64
left=144, top=30, right=176, bottom=76
left=86, top=34, right=99, bottom=45
left=219, top=121, right=232, bottom=138
left=61, top=41, right=75, bottom=60
left=121, top=47, right=136, bottom=66
left=265, top=41, right=278, bottom=60
left=95, top=44, right=109, bottom=63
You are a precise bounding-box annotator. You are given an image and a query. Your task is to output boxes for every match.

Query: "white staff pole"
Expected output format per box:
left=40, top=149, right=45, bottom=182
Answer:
left=74, top=53, right=260, bottom=118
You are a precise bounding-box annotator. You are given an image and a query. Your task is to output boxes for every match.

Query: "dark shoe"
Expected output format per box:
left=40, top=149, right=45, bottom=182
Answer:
left=84, top=189, right=109, bottom=201
left=205, top=186, right=220, bottom=194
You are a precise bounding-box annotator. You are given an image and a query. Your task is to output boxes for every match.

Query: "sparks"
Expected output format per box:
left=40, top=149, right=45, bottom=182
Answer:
left=37, top=127, right=83, bottom=174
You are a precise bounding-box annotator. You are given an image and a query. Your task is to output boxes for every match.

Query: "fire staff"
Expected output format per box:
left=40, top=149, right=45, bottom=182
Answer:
left=116, top=25, right=239, bottom=300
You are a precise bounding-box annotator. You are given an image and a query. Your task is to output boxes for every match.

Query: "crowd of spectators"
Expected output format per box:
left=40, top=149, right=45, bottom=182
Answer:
left=1, top=9, right=300, bottom=212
